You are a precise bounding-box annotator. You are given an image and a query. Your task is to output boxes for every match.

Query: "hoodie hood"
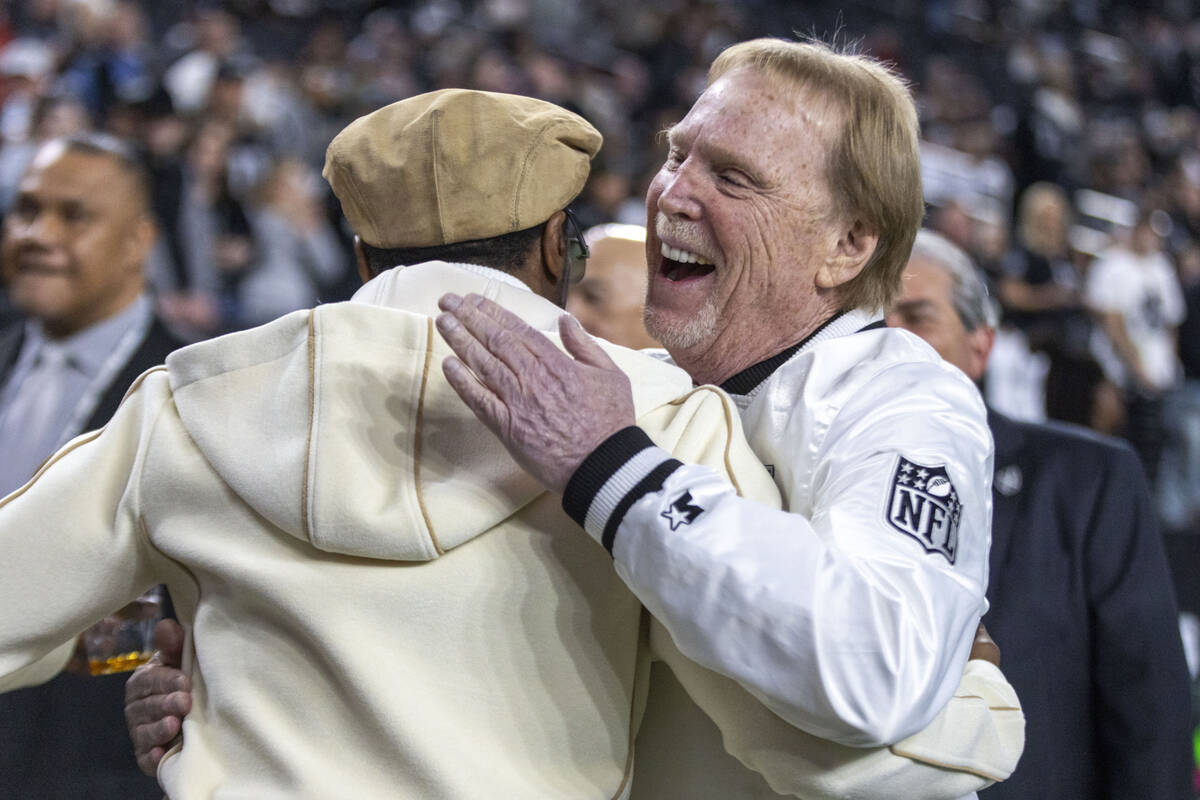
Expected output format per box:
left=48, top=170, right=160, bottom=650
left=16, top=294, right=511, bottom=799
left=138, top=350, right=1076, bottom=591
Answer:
left=165, top=261, right=694, bottom=562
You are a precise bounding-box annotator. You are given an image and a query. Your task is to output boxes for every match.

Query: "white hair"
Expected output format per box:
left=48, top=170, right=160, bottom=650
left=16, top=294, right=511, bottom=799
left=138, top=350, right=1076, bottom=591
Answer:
left=909, top=229, right=998, bottom=330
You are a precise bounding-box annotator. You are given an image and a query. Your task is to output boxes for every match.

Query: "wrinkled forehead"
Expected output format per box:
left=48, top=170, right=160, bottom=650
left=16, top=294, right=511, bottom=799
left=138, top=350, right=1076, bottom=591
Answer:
left=671, top=68, right=843, bottom=163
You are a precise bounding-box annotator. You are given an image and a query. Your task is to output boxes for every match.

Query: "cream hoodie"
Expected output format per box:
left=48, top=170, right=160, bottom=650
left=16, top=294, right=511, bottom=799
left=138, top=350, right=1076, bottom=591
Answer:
left=0, top=262, right=1020, bottom=798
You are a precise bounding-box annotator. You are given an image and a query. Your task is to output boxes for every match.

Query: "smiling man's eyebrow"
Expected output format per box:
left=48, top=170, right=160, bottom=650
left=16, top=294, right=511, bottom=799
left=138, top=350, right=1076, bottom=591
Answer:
left=705, top=142, right=769, bottom=187
left=663, top=126, right=765, bottom=184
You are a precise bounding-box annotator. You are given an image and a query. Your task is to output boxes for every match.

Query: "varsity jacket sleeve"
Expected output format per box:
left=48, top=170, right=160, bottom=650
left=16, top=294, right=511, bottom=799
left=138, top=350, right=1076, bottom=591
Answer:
left=563, top=361, right=994, bottom=747
left=0, top=369, right=171, bottom=692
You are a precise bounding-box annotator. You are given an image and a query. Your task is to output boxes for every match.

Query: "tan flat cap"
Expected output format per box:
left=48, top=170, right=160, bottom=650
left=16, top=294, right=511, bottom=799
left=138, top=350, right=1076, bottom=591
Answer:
left=323, top=89, right=602, bottom=249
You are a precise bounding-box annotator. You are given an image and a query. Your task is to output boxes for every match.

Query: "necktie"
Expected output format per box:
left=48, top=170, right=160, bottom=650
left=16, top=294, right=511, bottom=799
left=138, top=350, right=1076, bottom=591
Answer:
left=0, top=342, right=74, bottom=495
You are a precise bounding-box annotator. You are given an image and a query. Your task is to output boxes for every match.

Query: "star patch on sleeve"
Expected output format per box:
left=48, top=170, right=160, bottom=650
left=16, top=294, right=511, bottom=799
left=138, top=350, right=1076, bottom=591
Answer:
left=661, top=491, right=704, bottom=530
left=885, top=456, right=961, bottom=563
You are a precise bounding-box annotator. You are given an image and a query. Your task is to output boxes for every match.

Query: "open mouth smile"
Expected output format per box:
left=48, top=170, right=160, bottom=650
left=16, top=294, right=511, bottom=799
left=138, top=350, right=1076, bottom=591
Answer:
left=659, top=243, right=716, bottom=282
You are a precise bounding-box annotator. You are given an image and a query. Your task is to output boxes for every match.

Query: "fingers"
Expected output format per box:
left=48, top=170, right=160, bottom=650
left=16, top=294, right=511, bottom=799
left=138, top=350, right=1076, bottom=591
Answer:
left=132, top=712, right=183, bottom=775
left=558, top=314, right=620, bottom=370
left=436, top=305, right=526, bottom=400
left=126, top=657, right=191, bottom=704
left=439, top=293, right=564, bottom=370
left=138, top=745, right=169, bottom=777
left=441, top=356, right=510, bottom=435
left=968, top=621, right=1001, bottom=666
left=125, top=618, right=191, bottom=774
left=469, top=294, right=569, bottom=362
left=448, top=293, right=528, bottom=333
left=151, top=618, right=185, bottom=667
left=126, top=689, right=190, bottom=738
left=125, top=675, right=191, bottom=775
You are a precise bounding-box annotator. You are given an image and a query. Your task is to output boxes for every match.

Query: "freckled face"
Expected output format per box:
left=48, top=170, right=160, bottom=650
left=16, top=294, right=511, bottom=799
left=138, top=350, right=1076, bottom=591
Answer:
left=644, top=68, right=845, bottom=379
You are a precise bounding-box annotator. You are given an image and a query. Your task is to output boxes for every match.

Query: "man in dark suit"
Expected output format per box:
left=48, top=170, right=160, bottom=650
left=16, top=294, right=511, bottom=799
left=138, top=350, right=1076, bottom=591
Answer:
left=887, top=229, right=1193, bottom=799
left=0, top=133, right=182, bottom=798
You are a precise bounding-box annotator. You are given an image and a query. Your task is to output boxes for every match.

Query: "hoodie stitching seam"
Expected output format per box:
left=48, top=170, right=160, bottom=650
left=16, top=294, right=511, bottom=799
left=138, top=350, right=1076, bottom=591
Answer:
left=131, top=379, right=180, bottom=555
left=301, top=311, right=316, bottom=544
left=415, top=317, right=442, bottom=555
left=885, top=746, right=1007, bottom=782
left=0, top=367, right=167, bottom=512
left=609, top=607, right=648, bottom=800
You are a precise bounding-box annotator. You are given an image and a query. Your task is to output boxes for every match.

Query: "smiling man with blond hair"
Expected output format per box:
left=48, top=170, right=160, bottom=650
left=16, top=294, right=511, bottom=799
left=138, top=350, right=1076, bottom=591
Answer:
left=438, top=39, right=1014, bottom=798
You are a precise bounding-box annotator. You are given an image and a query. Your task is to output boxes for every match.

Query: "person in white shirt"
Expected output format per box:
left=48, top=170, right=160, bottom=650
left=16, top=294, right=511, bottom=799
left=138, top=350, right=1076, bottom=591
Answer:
left=1085, top=209, right=1185, bottom=482
left=437, top=35, right=1008, bottom=773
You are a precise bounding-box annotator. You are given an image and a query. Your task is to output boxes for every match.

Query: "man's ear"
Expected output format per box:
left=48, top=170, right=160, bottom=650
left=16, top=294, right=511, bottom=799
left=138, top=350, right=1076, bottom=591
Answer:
left=124, top=215, right=158, bottom=275
left=963, top=324, right=995, bottom=384
left=354, top=237, right=374, bottom=284
left=540, top=209, right=568, bottom=286
left=816, top=218, right=879, bottom=290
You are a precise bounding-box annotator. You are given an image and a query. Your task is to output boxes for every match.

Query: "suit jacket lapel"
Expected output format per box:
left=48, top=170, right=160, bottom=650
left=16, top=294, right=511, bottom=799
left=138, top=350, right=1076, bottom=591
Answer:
left=82, top=318, right=183, bottom=433
left=0, top=324, right=25, bottom=384
left=986, top=408, right=1026, bottom=600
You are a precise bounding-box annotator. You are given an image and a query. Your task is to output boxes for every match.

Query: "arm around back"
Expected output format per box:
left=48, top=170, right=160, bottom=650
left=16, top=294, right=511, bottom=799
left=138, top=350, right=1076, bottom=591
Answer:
left=644, top=616, right=1024, bottom=799
left=0, top=369, right=175, bottom=691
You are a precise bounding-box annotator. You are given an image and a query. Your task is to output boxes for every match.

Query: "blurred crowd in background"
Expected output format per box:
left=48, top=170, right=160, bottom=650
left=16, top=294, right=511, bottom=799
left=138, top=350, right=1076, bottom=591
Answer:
left=2, top=0, right=1200, bottom=666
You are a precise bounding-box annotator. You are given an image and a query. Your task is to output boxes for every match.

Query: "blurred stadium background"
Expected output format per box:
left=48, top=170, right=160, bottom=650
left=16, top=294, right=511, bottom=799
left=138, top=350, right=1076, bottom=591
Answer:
left=2, top=0, right=1200, bottom=787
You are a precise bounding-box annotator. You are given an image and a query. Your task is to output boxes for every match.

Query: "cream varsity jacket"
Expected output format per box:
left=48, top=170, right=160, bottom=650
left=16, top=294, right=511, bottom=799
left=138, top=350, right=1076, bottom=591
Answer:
left=0, top=262, right=1020, bottom=798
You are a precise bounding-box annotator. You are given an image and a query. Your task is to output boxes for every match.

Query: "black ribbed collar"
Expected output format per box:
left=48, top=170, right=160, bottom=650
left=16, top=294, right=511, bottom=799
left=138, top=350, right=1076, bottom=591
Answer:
left=718, top=315, right=887, bottom=396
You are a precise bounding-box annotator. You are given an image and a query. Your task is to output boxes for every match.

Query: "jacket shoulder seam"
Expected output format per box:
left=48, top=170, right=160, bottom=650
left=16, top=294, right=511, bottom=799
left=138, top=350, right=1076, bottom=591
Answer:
left=414, top=317, right=442, bottom=554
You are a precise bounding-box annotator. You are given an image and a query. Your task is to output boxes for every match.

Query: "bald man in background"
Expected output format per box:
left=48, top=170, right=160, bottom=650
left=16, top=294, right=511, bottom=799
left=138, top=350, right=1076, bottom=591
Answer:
left=567, top=224, right=661, bottom=351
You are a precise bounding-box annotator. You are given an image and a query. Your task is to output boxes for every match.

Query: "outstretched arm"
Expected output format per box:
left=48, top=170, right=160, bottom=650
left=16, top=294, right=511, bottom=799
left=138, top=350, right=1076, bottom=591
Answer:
left=0, top=370, right=173, bottom=692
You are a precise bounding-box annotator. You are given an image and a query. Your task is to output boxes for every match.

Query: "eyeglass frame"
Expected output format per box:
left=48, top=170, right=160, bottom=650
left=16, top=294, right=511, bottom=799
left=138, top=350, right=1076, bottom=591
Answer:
left=558, top=207, right=589, bottom=308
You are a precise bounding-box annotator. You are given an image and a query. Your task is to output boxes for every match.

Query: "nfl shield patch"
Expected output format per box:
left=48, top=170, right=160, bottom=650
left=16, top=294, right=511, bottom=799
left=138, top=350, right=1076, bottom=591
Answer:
left=885, top=456, right=961, bottom=563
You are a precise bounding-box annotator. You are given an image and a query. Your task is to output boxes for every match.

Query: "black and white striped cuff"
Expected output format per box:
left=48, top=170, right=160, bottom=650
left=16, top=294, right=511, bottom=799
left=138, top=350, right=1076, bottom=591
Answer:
left=562, top=426, right=682, bottom=554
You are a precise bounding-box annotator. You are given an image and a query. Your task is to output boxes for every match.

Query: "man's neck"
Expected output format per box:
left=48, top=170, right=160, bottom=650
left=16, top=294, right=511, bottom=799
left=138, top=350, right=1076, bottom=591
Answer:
left=39, top=292, right=147, bottom=342
left=445, top=261, right=534, bottom=293
left=669, top=308, right=841, bottom=386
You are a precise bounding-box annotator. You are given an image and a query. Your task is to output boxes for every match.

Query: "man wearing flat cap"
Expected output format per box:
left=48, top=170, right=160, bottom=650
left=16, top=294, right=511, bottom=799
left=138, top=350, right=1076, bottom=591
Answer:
left=4, top=89, right=1016, bottom=797
left=0, top=87, right=688, bottom=797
